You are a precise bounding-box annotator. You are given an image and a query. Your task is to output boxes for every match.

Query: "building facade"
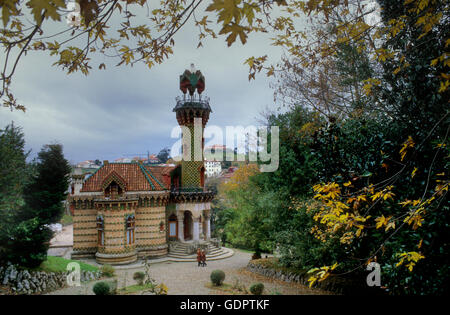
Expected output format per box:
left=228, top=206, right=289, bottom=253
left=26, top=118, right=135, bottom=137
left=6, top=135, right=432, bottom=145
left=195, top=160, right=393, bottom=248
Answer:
left=69, top=66, right=215, bottom=265
left=204, top=160, right=222, bottom=177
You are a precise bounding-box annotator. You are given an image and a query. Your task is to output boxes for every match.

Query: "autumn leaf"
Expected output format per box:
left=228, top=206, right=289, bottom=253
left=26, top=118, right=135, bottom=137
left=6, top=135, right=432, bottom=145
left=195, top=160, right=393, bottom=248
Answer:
left=219, top=23, right=248, bottom=46
left=26, top=0, right=66, bottom=25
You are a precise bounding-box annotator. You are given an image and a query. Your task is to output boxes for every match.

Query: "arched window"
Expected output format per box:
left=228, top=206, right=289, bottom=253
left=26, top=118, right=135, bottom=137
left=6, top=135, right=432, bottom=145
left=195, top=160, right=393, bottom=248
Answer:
left=97, top=216, right=104, bottom=246
left=126, top=215, right=135, bottom=245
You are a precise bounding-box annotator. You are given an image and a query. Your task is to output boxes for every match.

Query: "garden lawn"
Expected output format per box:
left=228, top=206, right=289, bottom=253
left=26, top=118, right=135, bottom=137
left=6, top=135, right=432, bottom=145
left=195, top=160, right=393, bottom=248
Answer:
left=118, top=283, right=155, bottom=295
left=39, top=256, right=99, bottom=273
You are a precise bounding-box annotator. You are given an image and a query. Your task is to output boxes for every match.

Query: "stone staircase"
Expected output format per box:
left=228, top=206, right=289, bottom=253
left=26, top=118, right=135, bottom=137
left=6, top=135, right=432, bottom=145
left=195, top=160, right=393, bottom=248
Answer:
left=168, top=241, right=233, bottom=261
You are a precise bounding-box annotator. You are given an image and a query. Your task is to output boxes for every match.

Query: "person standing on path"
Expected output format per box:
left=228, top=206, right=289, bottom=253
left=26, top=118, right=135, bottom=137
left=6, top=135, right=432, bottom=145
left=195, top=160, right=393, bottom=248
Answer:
left=197, top=248, right=202, bottom=267
left=201, top=250, right=207, bottom=267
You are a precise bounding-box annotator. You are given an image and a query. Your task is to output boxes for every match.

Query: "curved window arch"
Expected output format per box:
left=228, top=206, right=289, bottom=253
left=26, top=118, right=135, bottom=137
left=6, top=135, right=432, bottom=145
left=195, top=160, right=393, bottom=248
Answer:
left=96, top=216, right=104, bottom=246
left=126, top=215, right=135, bottom=245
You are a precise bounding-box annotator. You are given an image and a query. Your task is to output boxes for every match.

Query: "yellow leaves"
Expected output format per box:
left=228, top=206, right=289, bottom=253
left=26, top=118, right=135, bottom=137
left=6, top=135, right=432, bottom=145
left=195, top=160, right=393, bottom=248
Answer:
left=438, top=80, right=449, bottom=93
left=404, top=208, right=424, bottom=230
left=206, top=0, right=258, bottom=47
left=343, top=181, right=351, bottom=187
left=340, top=231, right=354, bottom=244
left=375, top=48, right=395, bottom=63
left=1, top=0, right=20, bottom=27
left=363, top=78, right=381, bottom=96
left=244, top=55, right=267, bottom=80
left=399, top=199, right=420, bottom=208
left=221, top=164, right=259, bottom=193
left=400, top=136, right=415, bottom=161
left=26, top=0, right=65, bottom=25
left=375, top=215, right=388, bottom=229
left=307, top=263, right=338, bottom=288
left=313, top=182, right=341, bottom=197
left=371, top=185, right=395, bottom=202
left=206, top=0, right=242, bottom=25
left=395, top=251, right=425, bottom=272
left=435, top=182, right=448, bottom=196
left=119, top=45, right=134, bottom=65
left=411, top=167, right=418, bottom=178
left=219, top=22, right=249, bottom=46
left=375, top=215, right=396, bottom=232
left=356, top=194, right=367, bottom=202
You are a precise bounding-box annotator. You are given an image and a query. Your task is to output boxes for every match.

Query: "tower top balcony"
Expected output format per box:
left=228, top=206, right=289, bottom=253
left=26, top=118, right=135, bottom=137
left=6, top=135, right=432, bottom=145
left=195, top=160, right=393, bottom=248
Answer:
left=173, top=94, right=212, bottom=112
left=174, top=64, right=211, bottom=126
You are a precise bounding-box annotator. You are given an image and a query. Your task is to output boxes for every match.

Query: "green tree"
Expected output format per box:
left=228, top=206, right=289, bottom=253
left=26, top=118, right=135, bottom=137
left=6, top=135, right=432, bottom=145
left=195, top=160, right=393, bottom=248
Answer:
left=0, top=122, right=28, bottom=262
left=156, top=147, right=171, bottom=164
left=9, top=144, right=71, bottom=267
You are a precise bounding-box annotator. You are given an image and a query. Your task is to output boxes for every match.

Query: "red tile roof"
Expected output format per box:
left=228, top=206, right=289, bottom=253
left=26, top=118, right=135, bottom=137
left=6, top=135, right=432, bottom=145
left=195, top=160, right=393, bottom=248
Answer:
left=80, top=162, right=173, bottom=192
left=145, top=165, right=176, bottom=189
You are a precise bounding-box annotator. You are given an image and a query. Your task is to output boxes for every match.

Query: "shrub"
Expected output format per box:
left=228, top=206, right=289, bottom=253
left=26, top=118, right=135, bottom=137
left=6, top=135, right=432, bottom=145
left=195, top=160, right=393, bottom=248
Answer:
left=252, top=251, right=262, bottom=260
left=210, top=270, right=225, bottom=286
left=249, top=282, right=264, bottom=295
left=133, top=271, right=146, bottom=285
left=93, top=281, right=110, bottom=295
left=100, top=264, right=115, bottom=277
left=106, top=279, right=118, bottom=295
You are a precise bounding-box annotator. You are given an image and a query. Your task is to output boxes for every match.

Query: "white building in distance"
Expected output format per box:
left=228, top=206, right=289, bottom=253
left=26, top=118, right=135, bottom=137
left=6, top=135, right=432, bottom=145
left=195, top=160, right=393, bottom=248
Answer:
left=205, top=160, right=222, bottom=177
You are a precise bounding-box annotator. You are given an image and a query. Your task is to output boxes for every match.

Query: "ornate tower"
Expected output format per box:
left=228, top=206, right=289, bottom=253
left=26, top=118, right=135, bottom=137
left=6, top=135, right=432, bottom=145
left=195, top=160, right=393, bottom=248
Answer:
left=173, top=64, right=212, bottom=190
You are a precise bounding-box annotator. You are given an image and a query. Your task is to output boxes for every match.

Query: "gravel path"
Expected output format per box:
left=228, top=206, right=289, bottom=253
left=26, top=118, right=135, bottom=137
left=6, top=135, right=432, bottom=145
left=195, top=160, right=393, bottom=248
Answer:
left=50, top=225, right=73, bottom=247
left=47, top=249, right=328, bottom=295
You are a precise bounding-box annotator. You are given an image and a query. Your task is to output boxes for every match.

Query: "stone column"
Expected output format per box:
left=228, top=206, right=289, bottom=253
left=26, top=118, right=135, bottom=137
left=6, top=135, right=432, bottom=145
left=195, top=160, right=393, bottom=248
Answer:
left=193, top=217, right=200, bottom=241
left=177, top=216, right=184, bottom=242
left=205, top=215, right=211, bottom=240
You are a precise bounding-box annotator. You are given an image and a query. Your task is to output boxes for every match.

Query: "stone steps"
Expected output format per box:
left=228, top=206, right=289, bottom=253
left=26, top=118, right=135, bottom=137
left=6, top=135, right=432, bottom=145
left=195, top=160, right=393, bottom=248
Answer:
left=167, top=247, right=234, bottom=262
left=167, top=241, right=231, bottom=262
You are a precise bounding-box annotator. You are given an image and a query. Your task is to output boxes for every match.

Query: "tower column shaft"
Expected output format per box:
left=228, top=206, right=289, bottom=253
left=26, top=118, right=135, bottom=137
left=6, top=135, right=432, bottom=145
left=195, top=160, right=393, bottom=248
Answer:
left=193, top=218, right=200, bottom=241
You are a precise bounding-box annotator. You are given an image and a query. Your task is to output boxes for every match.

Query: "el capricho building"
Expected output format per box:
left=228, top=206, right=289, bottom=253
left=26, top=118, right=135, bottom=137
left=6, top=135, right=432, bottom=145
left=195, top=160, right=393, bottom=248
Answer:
left=68, top=66, right=215, bottom=264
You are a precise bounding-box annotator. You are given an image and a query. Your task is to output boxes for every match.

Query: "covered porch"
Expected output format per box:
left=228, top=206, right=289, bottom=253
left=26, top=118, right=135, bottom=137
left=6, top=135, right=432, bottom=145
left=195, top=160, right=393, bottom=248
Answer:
left=167, top=204, right=211, bottom=242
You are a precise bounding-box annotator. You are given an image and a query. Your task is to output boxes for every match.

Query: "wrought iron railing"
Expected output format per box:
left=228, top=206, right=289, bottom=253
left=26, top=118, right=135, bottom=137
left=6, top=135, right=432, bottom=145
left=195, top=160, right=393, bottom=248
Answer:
left=174, top=95, right=211, bottom=111
left=170, top=187, right=214, bottom=194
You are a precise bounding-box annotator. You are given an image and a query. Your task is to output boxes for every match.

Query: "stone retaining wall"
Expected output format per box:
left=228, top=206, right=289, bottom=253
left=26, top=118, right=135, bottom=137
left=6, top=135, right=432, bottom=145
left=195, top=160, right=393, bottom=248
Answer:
left=246, top=260, right=343, bottom=294
left=0, top=264, right=102, bottom=295
left=246, top=260, right=383, bottom=295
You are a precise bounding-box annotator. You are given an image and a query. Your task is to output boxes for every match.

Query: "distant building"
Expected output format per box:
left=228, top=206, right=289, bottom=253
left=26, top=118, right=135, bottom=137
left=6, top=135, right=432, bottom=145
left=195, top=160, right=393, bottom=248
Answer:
left=130, top=154, right=160, bottom=164
left=219, top=166, right=238, bottom=183
left=115, top=157, right=132, bottom=163
left=147, top=154, right=160, bottom=164
left=205, top=144, right=226, bottom=151
left=76, top=160, right=101, bottom=169
left=204, top=160, right=222, bottom=177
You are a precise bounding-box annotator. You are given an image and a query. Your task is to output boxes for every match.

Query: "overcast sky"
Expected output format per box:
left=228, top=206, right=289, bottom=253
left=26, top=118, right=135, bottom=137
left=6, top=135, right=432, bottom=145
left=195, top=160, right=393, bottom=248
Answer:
left=0, top=4, right=284, bottom=165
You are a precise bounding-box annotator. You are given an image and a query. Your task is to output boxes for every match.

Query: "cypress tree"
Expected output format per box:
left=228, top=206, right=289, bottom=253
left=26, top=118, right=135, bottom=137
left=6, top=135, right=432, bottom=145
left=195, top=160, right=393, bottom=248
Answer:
left=0, top=122, right=28, bottom=263
left=10, top=144, right=71, bottom=267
